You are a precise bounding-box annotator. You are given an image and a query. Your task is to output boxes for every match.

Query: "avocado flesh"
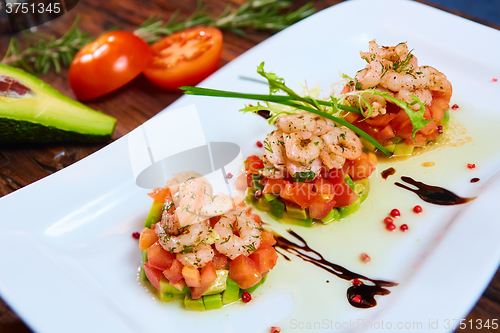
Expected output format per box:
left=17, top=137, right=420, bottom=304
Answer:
left=0, top=65, right=116, bottom=144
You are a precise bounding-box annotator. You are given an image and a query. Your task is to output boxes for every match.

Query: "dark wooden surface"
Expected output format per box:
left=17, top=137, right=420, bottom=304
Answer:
left=0, top=1, right=499, bottom=332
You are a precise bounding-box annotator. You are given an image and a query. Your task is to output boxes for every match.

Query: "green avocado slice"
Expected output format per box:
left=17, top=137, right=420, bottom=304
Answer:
left=0, top=64, right=116, bottom=144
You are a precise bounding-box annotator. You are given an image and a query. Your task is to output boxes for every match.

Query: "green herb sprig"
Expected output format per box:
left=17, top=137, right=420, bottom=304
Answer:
left=1, top=0, right=314, bottom=74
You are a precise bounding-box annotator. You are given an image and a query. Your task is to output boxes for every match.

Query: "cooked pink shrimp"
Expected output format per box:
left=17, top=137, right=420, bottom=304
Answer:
left=176, top=243, right=214, bottom=268
left=175, top=177, right=211, bottom=227
left=320, top=148, right=346, bottom=170
left=396, top=88, right=433, bottom=110
left=263, top=130, right=286, bottom=171
left=276, top=112, right=334, bottom=135
left=156, top=220, right=209, bottom=253
left=321, top=127, right=362, bottom=160
left=285, top=156, right=323, bottom=176
left=283, top=132, right=322, bottom=165
left=214, top=206, right=262, bottom=260
left=355, top=60, right=383, bottom=89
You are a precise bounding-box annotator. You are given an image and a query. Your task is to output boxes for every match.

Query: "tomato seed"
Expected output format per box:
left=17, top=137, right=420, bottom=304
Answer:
left=132, top=232, right=140, bottom=239
left=242, top=292, right=252, bottom=303
left=467, top=163, right=476, bottom=169
left=256, top=141, right=263, bottom=148
left=390, top=209, right=400, bottom=218
left=451, top=104, right=459, bottom=110
left=413, top=205, right=423, bottom=214
left=352, top=295, right=362, bottom=303
left=386, top=223, right=396, bottom=231
left=226, top=173, right=233, bottom=179
left=271, top=327, right=281, bottom=333
left=360, top=253, right=371, bottom=263
left=384, top=217, right=393, bottom=224
left=400, top=224, right=409, bottom=232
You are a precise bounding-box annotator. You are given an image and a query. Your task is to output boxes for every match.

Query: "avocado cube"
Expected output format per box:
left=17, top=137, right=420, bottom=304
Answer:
left=203, top=270, right=229, bottom=296
left=393, top=142, right=414, bottom=156
left=264, top=194, right=279, bottom=202
left=321, top=208, right=340, bottom=224
left=245, top=187, right=257, bottom=205
left=160, top=279, right=190, bottom=295
left=344, top=175, right=355, bottom=191
left=252, top=173, right=264, bottom=190
left=339, top=197, right=361, bottom=219
left=269, top=199, right=285, bottom=220
left=359, top=137, right=376, bottom=152
left=243, top=275, right=267, bottom=294
left=159, top=292, right=176, bottom=302
left=384, top=144, right=396, bottom=153
left=285, top=203, right=308, bottom=220
left=222, top=277, right=240, bottom=305
left=184, top=295, right=206, bottom=311
left=284, top=214, right=314, bottom=227
left=442, top=111, right=450, bottom=125
left=257, top=197, right=272, bottom=211
left=145, top=201, right=164, bottom=228
left=203, top=294, right=223, bottom=310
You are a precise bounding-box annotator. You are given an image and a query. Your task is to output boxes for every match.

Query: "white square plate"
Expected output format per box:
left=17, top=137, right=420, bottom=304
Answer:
left=2, top=0, right=500, bottom=332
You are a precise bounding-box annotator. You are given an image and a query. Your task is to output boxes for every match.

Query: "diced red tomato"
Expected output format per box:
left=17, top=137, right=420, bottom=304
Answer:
left=139, top=227, right=158, bottom=250
left=209, top=216, right=221, bottom=228
left=259, top=230, right=277, bottom=249
left=182, top=265, right=201, bottom=288
left=191, top=262, right=218, bottom=299
left=147, top=242, right=175, bottom=271
left=279, top=181, right=297, bottom=204
left=143, top=262, right=164, bottom=290
left=170, top=279, right=186, bottom=292
left=263, top=178, right=285, bottom=195
left=313, top=178, right=335, bottom=194
left=325, top=168, right=344, bottom=185
left=229, top=255, right=262, bottom=289
left=212, top=252, right=229, bottom=270
left=343, top=152, right=377, bottom=181
left=163, top=258, right=183, bottom=284
left=245, top=155, right=264, bottom=174
left=375, top=124, right=395, bottom=142
left=147, top=187, right=168, bottom=202
left=365, top=113, right=397, bottom=127
left=332, top=181, right=358, bottom=207
left=292, top=183, right=318, bottom=209
left=249, top=247, right=278, bottom=275
left=308, top=198, right=336, bottom=220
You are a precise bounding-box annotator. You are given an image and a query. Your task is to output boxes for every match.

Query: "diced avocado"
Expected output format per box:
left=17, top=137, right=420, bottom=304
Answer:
left=252, top=173, right=264, bottom=190
left=393, top=142, right=414, bottom=156
left=384, top=144, right=396, bottom=153
left=281, top=213, right=314, bottom=227
left=344, top=175, right=355, bottom=191
left=256, top=197, right=272, bottom=211
left=442, top=110, right=450, bottom=125
left=264, top=194, right=278, bottom=202
left=184, top=295, right=206, bottom=311
left=160, top=279, right=190, bottom=295
left=159, top=292, right=184, bottom=302
left=0, top=64, right=116, bottom=144
left=145, top=201, right=164, bottom=228
left=222, top=277, right=240, bottom=305
left=285, top=203, right=308, bottom=220
left=360, top=137, right=376, bottom=152
left=140, top=249, right=148, bottom=281
left=245, top=187, right=257, bottom=205
left=354, top=179, right=370, bottom=203
left=269, top=199, right=285, bottom=220
left=321, top=208, right=340, bottom=224
left=203, top=294, right=223, bottom=310
left=292, top=171, right=315, bottom=182
left=243, top=275, right=267, bottom=294
left=339, top=197, right=361, bottom=219
left=203, top=270, right=228, bottom=296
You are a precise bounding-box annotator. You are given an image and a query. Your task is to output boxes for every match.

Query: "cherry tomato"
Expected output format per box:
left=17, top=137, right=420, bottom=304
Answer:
left=69, top=30, right=152, bottom=100
left=143, top=27, right=223, bottom=90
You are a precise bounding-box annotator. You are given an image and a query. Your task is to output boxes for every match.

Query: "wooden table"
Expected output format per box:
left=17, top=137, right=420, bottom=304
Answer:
left=0, top=1, right=499, bottom=332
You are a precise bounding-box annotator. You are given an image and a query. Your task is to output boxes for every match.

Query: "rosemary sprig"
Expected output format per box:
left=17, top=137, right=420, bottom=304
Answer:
left=135, top=0, right=315, bottom=43
left=1, top=0, right=315, bottom=74
left=1, top=17, right=92, bottom=75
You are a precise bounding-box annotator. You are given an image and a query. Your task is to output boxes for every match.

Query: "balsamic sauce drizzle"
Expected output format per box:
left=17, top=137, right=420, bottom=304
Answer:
left=471, top=178, right=480, bottom=183
left=395, top=176, right=475, bottom=205
left=257, top=110, right=272, bottom=119
left=274, top=230, right=398, bottom=308
left=381, top=167, right=396, bottom=180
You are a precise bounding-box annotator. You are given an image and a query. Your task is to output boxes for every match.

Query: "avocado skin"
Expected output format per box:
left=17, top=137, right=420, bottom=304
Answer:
left=0, top=117, right=113, bottom=144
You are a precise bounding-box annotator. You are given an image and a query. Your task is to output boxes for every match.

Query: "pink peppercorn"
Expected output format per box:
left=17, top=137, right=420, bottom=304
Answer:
left=467, top=163, right=476, bottom=169
left=413, top=205, right=423, bottom=214
left=451, top=104, right=459, bottom=110
left=360, top=253, right=371, bottom=263
left=384, top=217, right=393, bottom=224
left=132, top=232, right=140, bottom=239
left=400, top=224, right=409, bottom=232
left=242, top=292, right=252, bottom=303
left=270, top=327, right=281, bottom=333
left=256, top=141, right=263, bottom=148
left=390, top=209, right=401, bottom=218
left=386, top=223, right=396, bottom=231
left=226, top=173, right=233, bottom=179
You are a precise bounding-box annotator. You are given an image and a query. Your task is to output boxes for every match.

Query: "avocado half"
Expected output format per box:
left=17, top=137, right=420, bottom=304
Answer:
left=0, top=64, right=117, bottom=144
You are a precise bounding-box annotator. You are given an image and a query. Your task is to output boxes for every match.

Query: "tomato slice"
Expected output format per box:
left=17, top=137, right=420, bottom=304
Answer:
left=69, top=30, right=152, bottom=100
left=143, top=27, right=223, bottom=90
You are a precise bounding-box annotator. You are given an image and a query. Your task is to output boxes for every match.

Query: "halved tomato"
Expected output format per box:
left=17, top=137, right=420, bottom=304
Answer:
left=143, top=27, right=223, bottom=90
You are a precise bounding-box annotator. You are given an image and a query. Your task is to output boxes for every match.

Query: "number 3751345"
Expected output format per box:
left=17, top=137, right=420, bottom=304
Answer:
left=5, top=2, right=61, bottom=14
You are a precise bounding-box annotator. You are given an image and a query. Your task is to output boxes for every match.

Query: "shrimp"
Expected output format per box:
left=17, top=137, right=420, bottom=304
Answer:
left=175, top=177, right=212, bottom=227
left=283, top=132, right=322, bottom=165
left=263, top=130, right=286, bottom=171
left=156, top=220, right=209, bottom=253
left=176, top=243, right=214, bottom=268
left=276, top=112, right=334, bottom=135
left=380, top=65, right=451, bottom=93
left=321, top=127, right=362, bottom=160
left=355, top=60, right=383, bottom=89
left=285, top=155, right=323, bottom=176
left=396, top=88, right=433, bottom=110
left=260, top=155, right=286, bottom=179
left=320, top=148, right=346, bottom=170
left=214, top=206, right=262, bottom=260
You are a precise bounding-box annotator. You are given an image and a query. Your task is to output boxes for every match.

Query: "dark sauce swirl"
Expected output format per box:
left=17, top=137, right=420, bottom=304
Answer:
left=274, top=230, right=398, bottom=308
left=381, top=167, right=396, bottom=180
left=395, top=176, right=475, bottom=205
